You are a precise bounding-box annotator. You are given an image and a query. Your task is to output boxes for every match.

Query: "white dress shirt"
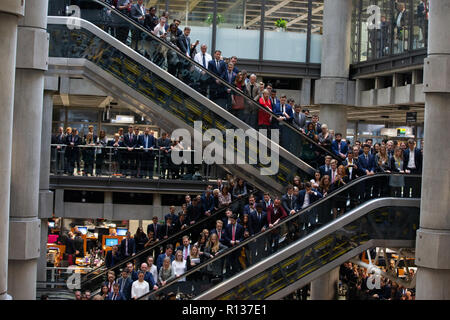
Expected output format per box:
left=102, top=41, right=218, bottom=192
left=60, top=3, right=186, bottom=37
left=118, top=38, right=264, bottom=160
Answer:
left=407, top=149, right=416, bottom=169
left=194, top=52, right=212, bottom=69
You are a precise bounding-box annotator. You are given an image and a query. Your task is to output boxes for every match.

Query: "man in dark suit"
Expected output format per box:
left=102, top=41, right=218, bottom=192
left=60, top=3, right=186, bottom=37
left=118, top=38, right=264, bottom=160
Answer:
left=122, top=125, right=138, bottom=177
left=161, top=216, right=176, bottom=239
left=208, top=50, right=227, bottom=108
left=358, top=144, right=376, bottom=200
left=65, top=130, right=81, bottom=176
left=130, top=0, right=146, bottom=50
left=331, top=133, right=349, bottom=160
left=262, top=192, right=274, bottom=212
left=51, top=126, right=66, bottom=174
left=266, top=198, right=288, bottom=253
left=105, top=245, right=122, bottom=268
left=164, top=205, right=179, bottom=224
left=107, top=283, right=126, bottom=300
left=244, top=74, right=260, bottom=128
left=319, top=155, right=333, bottom=178
left=117, top=270, right=133, bottom=300
left=114, top=0, right=132, bottom=44
left=297, top=182, right=323, bottom=225
left=176, top=236, right=192, bottom=261
left=119, top=232, right=136, bottom=259
left=138, top=128, right=156, bottom=178
left=248, top=203, right=268, bottom=264
left=305, top=114, right=322, bottom=134
left=177, top=27, right=192, bottom=57
left=144, top=6, right=159, bottom=32
left=281, top=185, right=298, bottom=216
left=157, top=132, right=171, bottom=179
left=210, top=220, right=226, bottom=244
left=243, top=195, right=257, bottom=217
left=201, top=188, right=215, bottom=216
left=147, top=216, right=163, bottom=241
left=224, top=214, right=244, bottom=275
left=221, top=62, right=237, bottom=111
left=403, top=139, right=422, bottom=197
left=156, top=244, right=174, bottom=271
left=292, top=105, right=307, bottom=132
left=186, top=196, right=204, bottom=226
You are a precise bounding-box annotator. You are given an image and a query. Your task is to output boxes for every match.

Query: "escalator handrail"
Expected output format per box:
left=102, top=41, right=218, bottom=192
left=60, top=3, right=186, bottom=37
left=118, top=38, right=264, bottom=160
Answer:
left=197, top=197, right=420, bottom=300
left=80, top=191, right=255, bottom=287
left=81, top=0, right=340, bottom=162
left=137, top=172, right=421, bottom=299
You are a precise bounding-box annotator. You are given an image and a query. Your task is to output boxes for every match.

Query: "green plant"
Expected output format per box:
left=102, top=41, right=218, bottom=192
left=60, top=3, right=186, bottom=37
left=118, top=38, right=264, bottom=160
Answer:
left=275, top=18, right=287, bottom=29
left=206, top=13, right=225, bottom=25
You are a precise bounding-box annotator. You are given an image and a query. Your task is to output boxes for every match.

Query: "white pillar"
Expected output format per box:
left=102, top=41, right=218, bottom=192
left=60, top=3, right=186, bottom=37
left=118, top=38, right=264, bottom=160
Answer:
left=8, top=0, right=48, bottom=300
left=315, top=0, right=354, bottom=136
left=310, top=267, right=339, bottom=300
left=415, top=0, right=450, bottom=300
left=0, top=1, right=25, bottom=301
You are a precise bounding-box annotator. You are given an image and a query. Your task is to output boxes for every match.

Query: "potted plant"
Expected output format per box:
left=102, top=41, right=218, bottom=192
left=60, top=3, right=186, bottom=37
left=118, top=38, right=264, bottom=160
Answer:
left=206, top=13, right=225, bottom=26
left=275, top=18, right=287, bottom=31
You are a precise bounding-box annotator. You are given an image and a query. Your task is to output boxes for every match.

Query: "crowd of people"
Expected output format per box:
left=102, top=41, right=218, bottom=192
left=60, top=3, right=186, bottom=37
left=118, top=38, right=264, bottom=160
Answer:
left=51, top=125, right=203, bottom=179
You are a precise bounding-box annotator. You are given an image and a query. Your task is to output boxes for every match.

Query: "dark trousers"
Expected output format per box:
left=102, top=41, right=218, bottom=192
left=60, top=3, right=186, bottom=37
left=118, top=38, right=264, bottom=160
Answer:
left=140, top=151, right=155, bottom=178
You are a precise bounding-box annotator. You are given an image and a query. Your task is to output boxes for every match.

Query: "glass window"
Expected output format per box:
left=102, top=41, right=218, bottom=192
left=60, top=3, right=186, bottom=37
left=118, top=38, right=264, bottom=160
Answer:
left=263, top=0, right=309, bottom=62
left=310, top=0, right=324, bottom=64
left=350, top=0, right=360, bottom=63
left=357, top=123, right=385, bottom=136
left=167, top=0, right=213, bottom=51
left=411, top=0, right=428, bottom=50
left=68, top=123, right=98, bottom=137
left=52, top=107, right=65, bottom=122
left=67, top=109, right=99, bottom=122
left=52, top=122, right=65, bottom=134
left=216, top=0, right=260, bottom=60
left=392, top=0, right=410, bottom=54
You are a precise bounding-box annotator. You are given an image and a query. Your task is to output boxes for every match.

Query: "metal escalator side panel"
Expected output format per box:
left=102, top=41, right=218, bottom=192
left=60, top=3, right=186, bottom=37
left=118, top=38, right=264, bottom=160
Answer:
left=195, top=198, right=420, bottom=300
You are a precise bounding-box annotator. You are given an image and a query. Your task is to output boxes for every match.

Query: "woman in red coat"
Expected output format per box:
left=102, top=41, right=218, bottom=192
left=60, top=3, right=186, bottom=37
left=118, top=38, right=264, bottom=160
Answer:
left=258, top=89, right=272, bottom=131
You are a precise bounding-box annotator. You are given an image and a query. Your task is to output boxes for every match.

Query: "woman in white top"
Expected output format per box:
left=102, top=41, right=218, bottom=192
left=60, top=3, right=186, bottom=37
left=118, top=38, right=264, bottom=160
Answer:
left=171, top=250, right=187, bottom=282
left=310, top=171, right=321, bottom=189
left=131, top=271, right=149, bottom=300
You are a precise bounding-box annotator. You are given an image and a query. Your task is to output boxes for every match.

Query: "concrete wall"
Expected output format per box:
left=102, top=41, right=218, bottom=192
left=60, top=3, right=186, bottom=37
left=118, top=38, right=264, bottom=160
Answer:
left=359, top=84, right=425, bottom=107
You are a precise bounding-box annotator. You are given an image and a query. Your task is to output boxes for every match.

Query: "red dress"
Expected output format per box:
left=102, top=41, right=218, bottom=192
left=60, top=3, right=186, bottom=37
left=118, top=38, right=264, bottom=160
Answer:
left=258, top=97, right=272, bottom=126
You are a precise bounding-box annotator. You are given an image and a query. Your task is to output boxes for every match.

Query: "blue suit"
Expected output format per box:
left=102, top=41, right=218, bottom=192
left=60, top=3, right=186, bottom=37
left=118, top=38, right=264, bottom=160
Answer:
left=331, top=140, right=349, bottom=157
left=137, top=134, right=156, bottom=149
left=297, top=189, right=323, bottom=225
left=131, top=271, right=156, bottom=287
left=319, top=164, right=332, bottom=178
left=201, top=194, right=215, bottom=213
left=107, top=291, right=126, bottom=300
left=248, top=211, right=268, bottom=236
left=358, top=153, right=376, bottom=174
left=208, top=59, right=226, bottom=77
left=221, top=69, right=236, bottom=85
left=116, top=276, right=133, bottom=300
left=224, top=223, right=244, bottom=246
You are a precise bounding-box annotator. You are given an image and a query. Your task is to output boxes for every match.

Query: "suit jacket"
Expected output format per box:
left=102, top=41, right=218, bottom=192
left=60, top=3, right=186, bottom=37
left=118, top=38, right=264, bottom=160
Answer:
left=297, top=189, right=323, bottom=209
left=319, top=164, right=332, bottom=178
left=123, top=132, right=138, bottom=148
left=201, top=194, right=215, bottom=213
left=248, top=211, right=268, bottom=236
left=210, top=228, right=227, bottom=244
left=156, top=137, right=171, bottom=150
left=116, top=276, right=133, bottom=300
left=262, top=200, right=274, bottom=212
left=107, top=291, right=126, bottom=301
left=138, top=134, right=156, bottom=149
left=160, top=223, right=176, bottom=239
left=208, top=59, right=227, bottom=77
left=358, top=153, right=377, bottom=174
left=177, top=33, right=191, bottom=56
left=245, top=82, right=260, bottom=101
left=403, top=148, right=422, bottom=173
left=221, top=69, right=237, bottom=85
left=224, top=223, right=244, bottom=246
left=130, top=3, right=145, bottom=24
left=52, top=133, right=66, bottom=145
left=266, top=206, right=288, bottom=226
left=186, top=203, right=204, bottom=225
left=281, top=194, right=298, bottom=214
left=331, top=140, right=349, bottom=157
left=147, top=223, right=163, bottom=240
left=177, top=245, right=192, bottom=259
left=292, top=112, right=307, bottom=131
left=164, top=212, right=179, bottom=224
left=270, top=98, right=280, bottom=114
left=343, top=158, right=361, bottom=180
left=119, top=238, right=136, bottom=258
left=105, top=250, right=122, bottom=269
left=274, top=104, right=294, bottom=123
left=243, top=204, right=257, bottom=216
left=131, top=270, right=156, bottom=287
left=305, top=121, right=322, bottom=134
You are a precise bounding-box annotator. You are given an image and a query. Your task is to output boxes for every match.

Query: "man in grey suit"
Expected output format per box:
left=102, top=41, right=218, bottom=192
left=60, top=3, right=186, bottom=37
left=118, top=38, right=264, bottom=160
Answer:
left=131, top=0, right=146, bottom=50
left=244, top=74, right=260, bottom=129
left=292, top=104, right=306, bottom=133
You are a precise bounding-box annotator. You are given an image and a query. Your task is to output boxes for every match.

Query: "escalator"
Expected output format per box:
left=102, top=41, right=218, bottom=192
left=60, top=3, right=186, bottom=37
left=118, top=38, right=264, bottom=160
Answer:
left=78, top=191, right=254, bottom=292
left=47, top=0, right=340, bottom=194
left=137, top=174, right=421, bottom=300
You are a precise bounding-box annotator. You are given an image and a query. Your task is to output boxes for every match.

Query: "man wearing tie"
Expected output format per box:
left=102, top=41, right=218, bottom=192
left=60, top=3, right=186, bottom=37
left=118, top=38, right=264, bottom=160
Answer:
left=266, top=198, right=287, bottom=253
left=319, top=156, right=333, bottom=178
left=208, top=50, right=227, bottom=108
left=147, top=216, right=162, bottom=241
left=193, top=44, right=212, bottom=95
left=210, top=220, right=226, bottom=244
left=331, top=133, right=349, bottom=160
left=262, top=192, right=273, bottom=212
left=177, top=27, right=192, bottom=57
left=138, top=128, right=156, bottom=178
left=358, top=144, right=376, bottom=200
left=244, top=74, right=260, bottom=128
left=330, top=160, right=339, bottom=184
left=131, top=0, right=146, bottom=50
left=224, top=214, right=244, bottom=275
left=120, top=231, right=136, bottom=260
left=282, top=185, right=298, bottom=216
left=292, top=105, right=307, bottom=132
left=107, top=283, right=126, bottom=300
left=248, top=203, right=267, bottom=263
left=123, top=126, right=138, bottom=177
left=116, top=270, right=133, bottom=300
left=176, top=236, right=191, bottom=261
